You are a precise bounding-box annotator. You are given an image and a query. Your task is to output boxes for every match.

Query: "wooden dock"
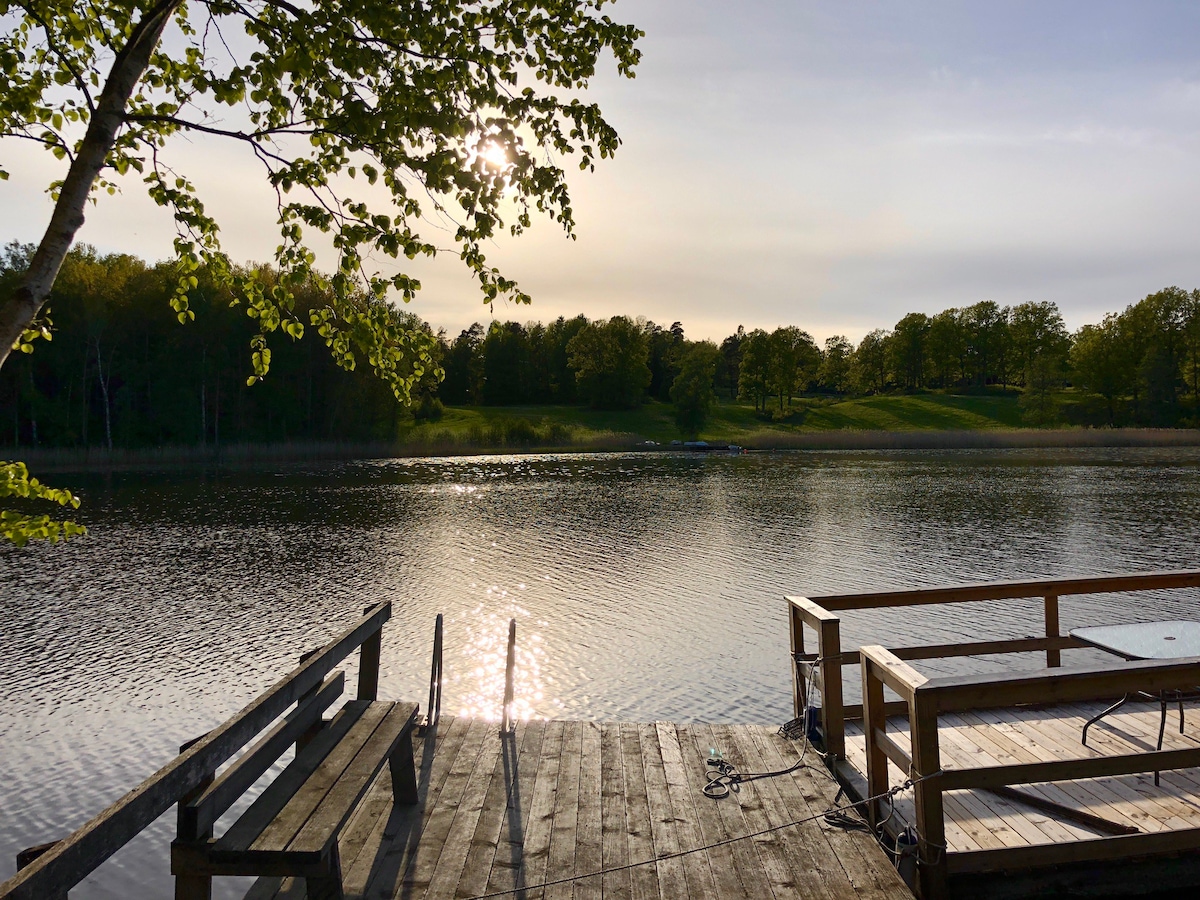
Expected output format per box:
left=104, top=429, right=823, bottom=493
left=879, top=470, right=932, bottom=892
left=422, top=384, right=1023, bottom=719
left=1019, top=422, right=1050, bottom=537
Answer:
left=843, top=700, right=1200, bottom=852
left=788, top=570, right=1200, bottom=899
left=246, top=718, right=914, bottom=900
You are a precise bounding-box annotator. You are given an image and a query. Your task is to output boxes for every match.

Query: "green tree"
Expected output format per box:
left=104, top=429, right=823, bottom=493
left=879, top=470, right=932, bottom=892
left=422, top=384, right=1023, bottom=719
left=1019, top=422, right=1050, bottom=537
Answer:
left=851, top=329, right=890, bottom=394
left=1010, top=301, right=1070, bottom=387
left=1071, top=315, right=1130, bottom=425
left=817, top=335, right=853, bottom=394
left=963, top=301, right=1010, bottom=387
left=670, top=342, right=719, bottom=438
left=887, top=313, right=930, bottom=390
left=737, top=329, right=771, bottom=411
left=927, top=308, right=966, bottom=389
left=766, top=326, right=819, bottom=410
left=716, top=326, right=745, bottom=400
left=0, top=0, right=641, bottom=544
left=566, top=316, right=650, bottom=409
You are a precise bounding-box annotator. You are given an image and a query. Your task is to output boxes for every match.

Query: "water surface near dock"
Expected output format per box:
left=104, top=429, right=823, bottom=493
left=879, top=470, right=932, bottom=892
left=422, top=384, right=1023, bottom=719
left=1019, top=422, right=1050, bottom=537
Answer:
left=3, top=448, right=1200, bottom=896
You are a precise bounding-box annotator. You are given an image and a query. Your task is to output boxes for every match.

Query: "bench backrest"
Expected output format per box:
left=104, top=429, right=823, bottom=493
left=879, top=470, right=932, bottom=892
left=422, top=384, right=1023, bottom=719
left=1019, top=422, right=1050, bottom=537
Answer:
left=0, top=601, right=391, bottom=900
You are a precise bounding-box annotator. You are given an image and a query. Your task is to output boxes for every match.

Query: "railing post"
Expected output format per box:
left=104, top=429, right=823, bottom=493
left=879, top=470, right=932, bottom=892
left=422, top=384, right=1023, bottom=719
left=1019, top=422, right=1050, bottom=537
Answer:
left=789, top=602, right=807, bottom=719
left=819, top=617, right=845, bottom=760
left=174, top=734, right=214, bottom=900
left=358, top=605, right=382, bottom=701
left=910, top=688, right=948, bottom=900
left=861, top=657, right=890, bottom=830
left=1044, top=594, right=1061, bottom=668
left=16, top=843, right=66, bottom=899
left=501, top=618, right=516, bottom=733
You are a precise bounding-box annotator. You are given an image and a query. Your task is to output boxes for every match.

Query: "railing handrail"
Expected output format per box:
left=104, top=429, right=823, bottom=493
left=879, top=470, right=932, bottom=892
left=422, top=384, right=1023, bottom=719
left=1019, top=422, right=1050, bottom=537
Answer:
left=1, top=601, right=391, bottom=900
left=803, top=568, right=1200, bottom=611
left=925, top=652, right=1200, bottom=713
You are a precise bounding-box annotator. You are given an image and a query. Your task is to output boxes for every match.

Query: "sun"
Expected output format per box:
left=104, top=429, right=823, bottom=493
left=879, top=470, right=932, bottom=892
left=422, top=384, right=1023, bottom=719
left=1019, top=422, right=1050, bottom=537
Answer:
left=476, top=139, right=510, bottom=171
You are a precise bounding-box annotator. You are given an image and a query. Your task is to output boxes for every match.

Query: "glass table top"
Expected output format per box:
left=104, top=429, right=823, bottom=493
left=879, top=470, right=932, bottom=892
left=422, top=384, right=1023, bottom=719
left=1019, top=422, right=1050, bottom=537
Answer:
left=1070, top=620, right=1200, bottom=660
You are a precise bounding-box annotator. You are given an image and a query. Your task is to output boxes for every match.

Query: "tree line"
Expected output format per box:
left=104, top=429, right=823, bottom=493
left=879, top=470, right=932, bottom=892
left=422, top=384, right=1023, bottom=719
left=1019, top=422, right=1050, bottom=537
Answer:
left=4, top=245, right=1200, bottom=450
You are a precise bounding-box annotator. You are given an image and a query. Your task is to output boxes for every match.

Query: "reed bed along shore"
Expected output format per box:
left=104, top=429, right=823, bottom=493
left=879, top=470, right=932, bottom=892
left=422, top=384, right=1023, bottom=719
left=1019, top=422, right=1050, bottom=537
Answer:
left=7, top=427, right=1200, bottom=472
left=738, top=428, right=1200, bottom=451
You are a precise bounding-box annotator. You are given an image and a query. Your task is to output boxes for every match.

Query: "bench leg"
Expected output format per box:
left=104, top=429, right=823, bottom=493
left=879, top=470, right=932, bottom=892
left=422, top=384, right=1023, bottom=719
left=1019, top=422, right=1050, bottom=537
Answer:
left=305, top=843, right=345, bottom=900
left=390, top=729, right=419, bottom=805
left=175, top=873, right=212, bottom=900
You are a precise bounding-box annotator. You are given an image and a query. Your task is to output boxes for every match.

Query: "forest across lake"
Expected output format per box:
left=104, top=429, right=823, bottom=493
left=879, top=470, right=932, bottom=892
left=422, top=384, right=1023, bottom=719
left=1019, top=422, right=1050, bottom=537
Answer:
left=3, top=245, right=1200, bottom=456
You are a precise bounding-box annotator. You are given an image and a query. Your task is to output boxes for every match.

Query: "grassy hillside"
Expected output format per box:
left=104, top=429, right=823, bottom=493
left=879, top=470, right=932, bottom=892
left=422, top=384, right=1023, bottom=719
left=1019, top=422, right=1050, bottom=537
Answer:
left=397, top=391, right=1032, bottom=450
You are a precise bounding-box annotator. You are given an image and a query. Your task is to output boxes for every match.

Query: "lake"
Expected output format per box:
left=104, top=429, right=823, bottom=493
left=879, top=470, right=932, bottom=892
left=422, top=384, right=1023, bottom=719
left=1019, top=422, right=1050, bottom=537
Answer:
left=3, top=447, right=1200, bottom=896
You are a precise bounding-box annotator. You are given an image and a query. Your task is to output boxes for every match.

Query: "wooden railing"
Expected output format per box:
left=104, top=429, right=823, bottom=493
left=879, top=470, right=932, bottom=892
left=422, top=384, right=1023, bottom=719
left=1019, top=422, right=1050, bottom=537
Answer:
left=787, top=569, right=1200, bottom=763
left=861, top=644, right=1200, bottom=900
left=0, top=602, right=391, bottom=900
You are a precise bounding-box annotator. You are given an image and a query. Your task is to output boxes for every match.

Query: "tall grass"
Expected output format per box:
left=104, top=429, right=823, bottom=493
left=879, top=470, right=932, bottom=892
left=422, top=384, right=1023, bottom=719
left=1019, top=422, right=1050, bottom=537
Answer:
left=738, top=428, right=1200, bottom=451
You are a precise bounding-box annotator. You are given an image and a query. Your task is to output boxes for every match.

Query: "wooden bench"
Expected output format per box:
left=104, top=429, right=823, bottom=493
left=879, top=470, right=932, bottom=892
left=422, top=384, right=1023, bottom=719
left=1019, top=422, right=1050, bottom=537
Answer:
left=1, top=602, right=417, bottom=900
left=170, top=604, right=419, bottom=900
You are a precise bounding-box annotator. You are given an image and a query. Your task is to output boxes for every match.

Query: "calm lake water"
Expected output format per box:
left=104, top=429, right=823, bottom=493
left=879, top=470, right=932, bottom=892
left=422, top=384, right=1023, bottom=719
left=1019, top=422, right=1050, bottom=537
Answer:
left=3, top=447, right=1200, bottom=896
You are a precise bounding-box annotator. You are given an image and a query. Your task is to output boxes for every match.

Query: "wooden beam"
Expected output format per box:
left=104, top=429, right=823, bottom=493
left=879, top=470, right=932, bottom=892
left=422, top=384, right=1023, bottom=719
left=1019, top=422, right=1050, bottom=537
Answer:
left=1044, top=595, right=1061, bottom=668
left=874, top=727, right=913, bottom=773
left=946, top=825, right=1200, bottom=874
left=926, top=654, right=1200, bottom=713
left=0, top=602, right=390, bottom=900
left=811, top=569, right=1200, bottom=611
left=836, top=635, right=1084, bottom=668
left=939, top=745, right=1200, bottom=792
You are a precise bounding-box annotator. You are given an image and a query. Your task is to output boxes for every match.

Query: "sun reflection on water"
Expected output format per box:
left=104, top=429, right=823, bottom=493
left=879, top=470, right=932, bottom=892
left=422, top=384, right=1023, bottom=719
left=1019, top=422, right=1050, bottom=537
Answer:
left=451, top=602, right=554, bottom=721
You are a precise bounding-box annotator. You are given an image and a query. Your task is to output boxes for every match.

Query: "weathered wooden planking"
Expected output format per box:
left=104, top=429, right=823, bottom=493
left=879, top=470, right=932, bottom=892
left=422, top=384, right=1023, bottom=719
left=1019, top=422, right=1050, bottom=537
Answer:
left=483, top=719, right=550, bottom=898
left=266, top=720, right=912, bottom=900
left=636, top=722, right=689, bottom=899
left=618, top=722, right=661, bottom=900
left=755, top=729, right=901, bottom=900
left=411, top=719, right=499, bottom=899
left=599, top=723, right=632, bottom=900
left=572, top=722, right=604, bottom=900
left=653, top=722, right=719, bottom=899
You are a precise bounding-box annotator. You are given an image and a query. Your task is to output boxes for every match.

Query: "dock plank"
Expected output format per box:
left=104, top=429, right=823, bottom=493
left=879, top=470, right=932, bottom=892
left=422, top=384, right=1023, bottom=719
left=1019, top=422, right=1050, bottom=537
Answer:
left=618, top=722, right=662, bottom=900
left=637, top=723, right=689, bottom=899
left=572, top=722, right=603, bottom=900
left=654, top=722, right=719, bottom=899
left=599, top=723, right=632, bottom=900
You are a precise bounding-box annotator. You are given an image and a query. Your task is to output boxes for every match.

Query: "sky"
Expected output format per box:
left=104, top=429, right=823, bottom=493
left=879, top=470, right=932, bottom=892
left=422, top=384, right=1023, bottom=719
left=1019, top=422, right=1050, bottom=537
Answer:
left=7, top=1, right=1200, bottom=344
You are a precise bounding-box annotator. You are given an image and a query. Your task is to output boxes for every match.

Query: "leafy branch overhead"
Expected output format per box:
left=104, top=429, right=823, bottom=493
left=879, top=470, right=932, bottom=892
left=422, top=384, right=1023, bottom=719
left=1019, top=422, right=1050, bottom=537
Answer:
left=0, top=0, right=642, bottom=400
left=0, top=461, right=85, bottom=547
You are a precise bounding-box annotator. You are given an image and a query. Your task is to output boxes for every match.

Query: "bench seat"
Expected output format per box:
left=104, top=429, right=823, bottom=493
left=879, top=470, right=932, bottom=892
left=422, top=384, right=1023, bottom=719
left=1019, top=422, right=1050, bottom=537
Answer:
left=173, top=700, right=419, bottom=898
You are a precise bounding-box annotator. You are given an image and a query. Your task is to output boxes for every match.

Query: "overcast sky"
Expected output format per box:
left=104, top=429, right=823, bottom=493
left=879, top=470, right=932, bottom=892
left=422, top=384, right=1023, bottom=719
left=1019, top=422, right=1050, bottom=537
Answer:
left=6, top=1, right=1200, bottom=344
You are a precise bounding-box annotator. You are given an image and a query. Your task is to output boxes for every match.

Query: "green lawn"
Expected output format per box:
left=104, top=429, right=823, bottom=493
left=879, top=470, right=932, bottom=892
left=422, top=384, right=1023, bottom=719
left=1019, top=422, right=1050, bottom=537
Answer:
left=397, top=391, right=1030, bottom=451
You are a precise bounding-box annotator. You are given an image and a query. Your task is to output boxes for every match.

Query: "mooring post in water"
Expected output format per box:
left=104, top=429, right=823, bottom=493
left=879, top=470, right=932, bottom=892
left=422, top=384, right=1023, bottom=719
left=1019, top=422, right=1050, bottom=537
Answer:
left=501, top=618, right=517, bottom=733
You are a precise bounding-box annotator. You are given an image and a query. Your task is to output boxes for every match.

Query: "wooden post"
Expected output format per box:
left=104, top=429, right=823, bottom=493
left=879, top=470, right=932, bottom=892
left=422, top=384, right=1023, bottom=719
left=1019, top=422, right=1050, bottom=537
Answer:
left=174, top=735, right=215, bottom=900
left=1044, top=594, right=1061, bottom=668
left=819, top=616, right=845, bottom=760
left=296, top=648, right=324, bottom=754
left=16, top=843, right=66, bottom=900
left=357, top=606, right=382, bottom=702
left=789, top=603, right=808, bottom=719
left=910, top=689, right=948, bottom=900
left=861, top=657, right=890, bottom=830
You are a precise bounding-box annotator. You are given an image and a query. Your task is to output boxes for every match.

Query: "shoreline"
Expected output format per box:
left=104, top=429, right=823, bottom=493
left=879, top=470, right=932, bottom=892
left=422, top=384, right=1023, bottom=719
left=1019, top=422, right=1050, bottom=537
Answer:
left=6, top=427, right=1200, bottom=473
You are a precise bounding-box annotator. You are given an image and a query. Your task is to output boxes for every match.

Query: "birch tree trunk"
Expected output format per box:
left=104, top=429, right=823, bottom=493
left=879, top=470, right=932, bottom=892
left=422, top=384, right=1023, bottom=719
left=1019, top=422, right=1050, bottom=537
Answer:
left=0, top=0, right=182, bottom=371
